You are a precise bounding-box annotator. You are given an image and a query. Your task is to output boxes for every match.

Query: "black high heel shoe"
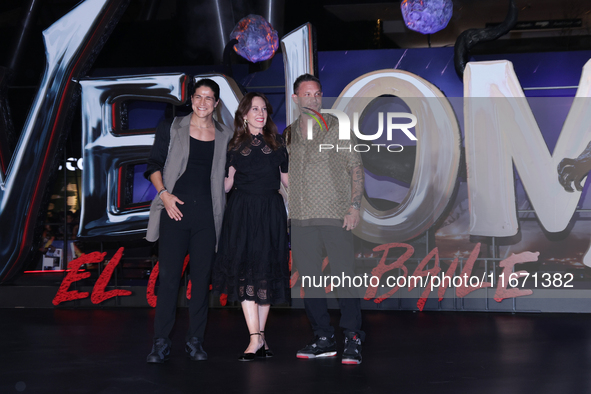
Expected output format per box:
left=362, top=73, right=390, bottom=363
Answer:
left=238, top=333, right=263, bottom=362
left=260, top=331, right=273, bottom=358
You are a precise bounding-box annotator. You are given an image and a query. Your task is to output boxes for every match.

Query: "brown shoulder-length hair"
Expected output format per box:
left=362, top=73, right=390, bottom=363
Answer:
left=228, top=92, right=280, bottom=151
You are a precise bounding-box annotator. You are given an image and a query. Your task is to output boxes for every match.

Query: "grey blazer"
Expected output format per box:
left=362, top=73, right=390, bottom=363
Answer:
left=145, top=113, right=233, bottom=245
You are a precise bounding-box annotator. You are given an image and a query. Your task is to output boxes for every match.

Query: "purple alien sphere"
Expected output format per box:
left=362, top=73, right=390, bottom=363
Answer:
left=230, top=14, right=279, bottom=63
left=401, top=0, right=453, bottom=35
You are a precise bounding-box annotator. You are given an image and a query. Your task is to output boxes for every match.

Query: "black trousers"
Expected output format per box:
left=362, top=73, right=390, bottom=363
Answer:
left=154, top=194, right=216, bottom=343
left=291, top=225, right=365, bottom=341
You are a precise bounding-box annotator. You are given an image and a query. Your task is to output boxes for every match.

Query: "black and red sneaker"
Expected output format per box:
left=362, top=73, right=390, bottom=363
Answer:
left=341, top=333, right=362, bottom=365
left=296, top=335, right=337, bottom=359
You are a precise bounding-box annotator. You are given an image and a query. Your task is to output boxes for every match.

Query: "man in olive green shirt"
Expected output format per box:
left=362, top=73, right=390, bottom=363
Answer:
left=285, top=74, right=365, bottom=365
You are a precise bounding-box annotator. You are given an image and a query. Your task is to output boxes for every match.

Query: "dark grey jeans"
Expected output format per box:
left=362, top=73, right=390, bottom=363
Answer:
left=291, top=225, right=365, bottom=341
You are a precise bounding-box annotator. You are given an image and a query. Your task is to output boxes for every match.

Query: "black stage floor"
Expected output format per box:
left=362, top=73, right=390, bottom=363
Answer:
left=1, top=307, right=590, bottom=393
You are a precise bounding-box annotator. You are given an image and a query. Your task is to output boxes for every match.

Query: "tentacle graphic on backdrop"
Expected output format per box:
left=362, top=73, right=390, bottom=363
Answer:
left=453, top=0, right=517, bottom=79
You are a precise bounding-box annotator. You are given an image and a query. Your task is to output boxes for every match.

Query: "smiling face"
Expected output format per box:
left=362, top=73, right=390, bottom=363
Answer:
left=245, top=96, right=268, bottom=134
left=191, top=86, right=218, bottom=119
left=292, top=80, right=323, bottom=114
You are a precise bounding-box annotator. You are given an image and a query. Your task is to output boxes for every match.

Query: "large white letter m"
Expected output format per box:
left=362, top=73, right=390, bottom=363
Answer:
left=464, top=59, right=591, bottom=264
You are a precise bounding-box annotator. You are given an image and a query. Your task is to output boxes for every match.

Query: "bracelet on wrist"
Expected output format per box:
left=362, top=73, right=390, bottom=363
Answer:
left=158, top=188, right=168, bottom=198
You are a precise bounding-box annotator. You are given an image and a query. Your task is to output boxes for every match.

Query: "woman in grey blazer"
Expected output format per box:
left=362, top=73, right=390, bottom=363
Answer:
left=144, top=78, right=232, bottom=364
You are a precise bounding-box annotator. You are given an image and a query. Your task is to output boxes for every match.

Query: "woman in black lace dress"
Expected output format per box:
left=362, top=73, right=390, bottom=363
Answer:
left=212, top=92, right=289, bottom=361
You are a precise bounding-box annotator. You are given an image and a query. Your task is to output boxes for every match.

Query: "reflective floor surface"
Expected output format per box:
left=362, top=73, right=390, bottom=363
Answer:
left=1, top=307, right=590, bottom=393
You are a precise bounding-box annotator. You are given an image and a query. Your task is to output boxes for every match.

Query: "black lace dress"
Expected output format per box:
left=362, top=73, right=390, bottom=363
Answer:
left=212, top=133, right=290, bottom=304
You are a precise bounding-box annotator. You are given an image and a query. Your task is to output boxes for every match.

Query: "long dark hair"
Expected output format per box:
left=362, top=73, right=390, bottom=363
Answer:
left=229, top=92, right=280, bottom=151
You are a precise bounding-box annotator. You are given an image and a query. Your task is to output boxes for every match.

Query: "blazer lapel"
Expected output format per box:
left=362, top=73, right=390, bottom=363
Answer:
left=212, top=121, right=227, bottom=178
left=176, top=113, right=191, bottom=176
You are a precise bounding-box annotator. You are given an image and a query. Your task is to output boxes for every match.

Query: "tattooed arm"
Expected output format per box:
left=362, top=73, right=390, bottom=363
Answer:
left=343, top=165, right=364, bottom=231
